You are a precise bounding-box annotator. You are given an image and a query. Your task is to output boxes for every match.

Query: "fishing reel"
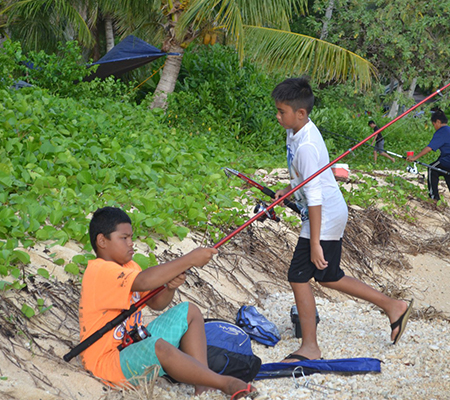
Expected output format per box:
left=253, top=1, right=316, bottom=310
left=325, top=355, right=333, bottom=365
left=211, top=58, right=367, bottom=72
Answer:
left=117, top=324, right=150, bottom=351
left=406, top=163, right=418, bottom=174
left=254, top=200, right=280, bottom=223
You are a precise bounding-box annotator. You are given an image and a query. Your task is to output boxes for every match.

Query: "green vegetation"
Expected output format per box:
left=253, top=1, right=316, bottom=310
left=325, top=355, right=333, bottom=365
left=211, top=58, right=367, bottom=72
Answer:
left=341, top=172, right=429, bottom=215
left=162, top=45, right=282, bottom=151
left=0, top=40, right=442, bottom=319
left=1, top=0, right=375, bottom=111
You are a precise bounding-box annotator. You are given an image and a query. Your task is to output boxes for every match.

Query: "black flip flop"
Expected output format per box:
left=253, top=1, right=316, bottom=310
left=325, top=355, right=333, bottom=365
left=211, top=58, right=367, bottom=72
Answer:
left=391, top=299, right=414, bottom=345
left=282, top=353, right=310, bottom=362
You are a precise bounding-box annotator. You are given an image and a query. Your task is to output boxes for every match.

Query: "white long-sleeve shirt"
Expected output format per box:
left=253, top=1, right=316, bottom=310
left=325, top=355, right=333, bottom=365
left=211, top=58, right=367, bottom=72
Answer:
left=286, top=119, right=348, bottom=240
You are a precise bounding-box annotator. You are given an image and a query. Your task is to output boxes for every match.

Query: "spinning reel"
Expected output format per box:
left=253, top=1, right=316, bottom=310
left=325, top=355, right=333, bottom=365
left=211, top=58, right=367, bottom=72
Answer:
left=406, top=163, right=418, bottom=174
left=254, top=200, right=280, bottom=222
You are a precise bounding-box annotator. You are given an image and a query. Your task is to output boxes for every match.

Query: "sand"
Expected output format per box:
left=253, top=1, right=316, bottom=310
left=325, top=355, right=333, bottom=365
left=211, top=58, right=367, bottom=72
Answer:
left=1, top=168, right=450, bottom=400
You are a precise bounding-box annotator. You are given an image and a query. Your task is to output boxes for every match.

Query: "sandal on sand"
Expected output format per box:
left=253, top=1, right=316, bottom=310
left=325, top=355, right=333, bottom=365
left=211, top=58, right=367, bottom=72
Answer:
left=391, top=299, right=414, bottom=345
left=230, top=383, right=258, bottom=400
left=282, top=354, right=310, bottom=362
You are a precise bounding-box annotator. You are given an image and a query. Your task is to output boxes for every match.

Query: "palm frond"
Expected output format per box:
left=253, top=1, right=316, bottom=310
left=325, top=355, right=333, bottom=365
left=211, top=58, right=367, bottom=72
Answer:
left=244, top=26, right=377, bottom=90
left=2, top=0, right=93, bottom=48
left=99, top=0, right=163, bottom=45
left=51, top=1, right=93, bottom=46
left=178, top=0, right=309, bottom=62
left=235, top=0, right=307, bottom=30
left=101, top=0, right=160, bottom=18
left=178, top=0, right=245, bottom=59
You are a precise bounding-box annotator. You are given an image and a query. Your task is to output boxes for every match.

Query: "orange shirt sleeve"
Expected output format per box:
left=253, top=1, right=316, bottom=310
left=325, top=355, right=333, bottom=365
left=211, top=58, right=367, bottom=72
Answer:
left=79, top=259, right=148, bottom=385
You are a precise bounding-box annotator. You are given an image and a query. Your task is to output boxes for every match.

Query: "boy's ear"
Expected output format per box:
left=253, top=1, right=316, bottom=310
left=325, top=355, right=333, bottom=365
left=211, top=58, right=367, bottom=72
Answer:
left=96, top=233, right=109, bottom=249
left=296, top=108, right=308, bottom=119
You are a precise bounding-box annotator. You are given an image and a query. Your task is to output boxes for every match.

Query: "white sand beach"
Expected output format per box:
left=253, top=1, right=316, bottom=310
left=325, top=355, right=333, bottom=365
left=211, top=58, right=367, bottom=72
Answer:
left=1, top=168, right=450, bottom=400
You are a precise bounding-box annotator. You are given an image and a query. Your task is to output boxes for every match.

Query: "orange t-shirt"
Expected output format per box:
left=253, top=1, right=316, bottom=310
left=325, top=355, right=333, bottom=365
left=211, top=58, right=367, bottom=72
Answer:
left=79, top=258, right=149, bottom=385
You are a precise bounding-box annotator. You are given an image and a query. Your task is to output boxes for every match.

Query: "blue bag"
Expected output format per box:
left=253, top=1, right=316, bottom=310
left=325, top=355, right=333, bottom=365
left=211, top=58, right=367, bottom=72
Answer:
left=205, top=319, right=262, bottom=382
left=255, top=357, right=381, bottom=380
left=236, top=305, right=281, bottom=347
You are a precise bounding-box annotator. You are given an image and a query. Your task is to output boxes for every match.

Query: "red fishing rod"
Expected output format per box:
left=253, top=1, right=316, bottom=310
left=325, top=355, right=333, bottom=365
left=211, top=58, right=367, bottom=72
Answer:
left=214, top=81, right=450, bottom=248
left=64, top=81, right=450, bottom=363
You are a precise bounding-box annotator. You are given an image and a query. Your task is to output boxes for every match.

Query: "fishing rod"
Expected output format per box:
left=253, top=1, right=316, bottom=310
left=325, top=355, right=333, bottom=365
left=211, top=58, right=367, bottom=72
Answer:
left=63, top=80, right=450, bottom=363
left=223, top=167, right=301, bottom=215
left=322, top=126, right=449, bottom=176
left=321, top=127, right=375, bottom=153
left=384, top=150, right=450, bottom=176
left=213, top=81, right=450, bottom=248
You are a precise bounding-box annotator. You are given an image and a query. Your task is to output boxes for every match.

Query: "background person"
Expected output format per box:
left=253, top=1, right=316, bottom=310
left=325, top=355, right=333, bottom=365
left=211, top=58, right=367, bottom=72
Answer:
left=406, top=109, right=450, bottom=201
left=368, top=120, right=395, bottom=163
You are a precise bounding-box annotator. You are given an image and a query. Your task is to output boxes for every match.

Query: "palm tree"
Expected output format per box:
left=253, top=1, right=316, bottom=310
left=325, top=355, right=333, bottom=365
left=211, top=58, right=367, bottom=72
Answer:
left=1, top=0, right=114, bottom=57
left=109, top=0, right=376, bottom=109
left=0, top=0, right=94, bottom=52
left=1, top=0, right=377, bottom=109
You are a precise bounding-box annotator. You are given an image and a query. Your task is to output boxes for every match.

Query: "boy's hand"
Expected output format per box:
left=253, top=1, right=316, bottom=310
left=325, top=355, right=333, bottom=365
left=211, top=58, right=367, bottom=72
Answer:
left=166, top=272, right=186, bottom=290
left=310, top=242, right=328, bottom=270
left=274, top=186, right=291, bottom=204
left=187, top=247, right=218, bottom=267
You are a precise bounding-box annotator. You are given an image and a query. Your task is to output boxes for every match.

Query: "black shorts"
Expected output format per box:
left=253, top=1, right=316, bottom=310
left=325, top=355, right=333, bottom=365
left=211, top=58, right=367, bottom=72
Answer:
left=288, top=237, right=345, bottom=283
left=374, top=139, right=385, bottom=153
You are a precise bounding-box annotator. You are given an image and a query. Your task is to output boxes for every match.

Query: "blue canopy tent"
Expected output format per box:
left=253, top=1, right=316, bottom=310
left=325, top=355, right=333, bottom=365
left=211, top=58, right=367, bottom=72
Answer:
left=84, top=35, right=173, bottom=81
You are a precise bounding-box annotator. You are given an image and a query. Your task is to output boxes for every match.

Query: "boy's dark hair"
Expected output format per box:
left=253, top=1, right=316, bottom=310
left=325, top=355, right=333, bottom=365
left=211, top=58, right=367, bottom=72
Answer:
left=89, top=207, right=132, bottom=253
left=271, top=77, right=314, bottom=114
left=431, top=109, right=448, bottom=124
left=368, top=120, right=376, bottom=126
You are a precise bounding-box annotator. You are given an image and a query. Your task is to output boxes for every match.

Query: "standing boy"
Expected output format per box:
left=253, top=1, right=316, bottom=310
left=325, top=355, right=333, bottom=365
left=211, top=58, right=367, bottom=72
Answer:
left=272, top=77, right=413, bottom=361
left=406, top=109, right=450, bottom=201
left=368, top=120, right=395, bottom=163
left=78, top=206, right=256, bottom=398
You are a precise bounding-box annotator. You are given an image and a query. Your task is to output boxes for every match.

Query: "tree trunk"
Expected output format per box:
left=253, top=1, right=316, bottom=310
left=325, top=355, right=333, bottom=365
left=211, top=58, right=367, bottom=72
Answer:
left=105, top=14, right=114, bottom=52
left=320, top=0, right=335, bottom=40
left=388, top=82, right=403, bottom=119
left=407, top=77, right=417, bottom=99
left=91, top=21, right=101, bottom=61
left=150, top=44, right=185, bottom=110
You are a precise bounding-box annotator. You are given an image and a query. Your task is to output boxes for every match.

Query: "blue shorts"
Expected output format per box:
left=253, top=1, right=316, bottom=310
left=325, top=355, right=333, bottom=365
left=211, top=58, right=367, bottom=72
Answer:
left=288, top=237, right=345, bottom=283
left=119, top=302, right=189, bottom=385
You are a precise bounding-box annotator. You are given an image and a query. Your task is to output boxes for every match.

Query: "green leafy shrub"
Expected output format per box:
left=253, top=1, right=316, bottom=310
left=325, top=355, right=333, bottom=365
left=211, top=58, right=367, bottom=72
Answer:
left=20, top=41, right=93, bottom=97
left=159, top=44, right=284, bottom=153
left=0, top=40, right=27, bottom=89
left=0, top=40, right=136, bottom=101
left=0, top=85, right=268, bottom=291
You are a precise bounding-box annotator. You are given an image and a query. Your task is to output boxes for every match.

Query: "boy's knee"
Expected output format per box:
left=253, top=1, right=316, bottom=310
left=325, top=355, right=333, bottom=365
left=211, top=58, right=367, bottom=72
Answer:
left=187, top=302, right=203, bottom=320
left=154, top=338, right=176, bottom=360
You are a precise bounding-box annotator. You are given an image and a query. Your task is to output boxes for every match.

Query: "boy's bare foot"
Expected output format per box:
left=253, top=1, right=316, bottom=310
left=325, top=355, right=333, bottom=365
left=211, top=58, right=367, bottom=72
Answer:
left=225, top=379, right=257, bottom=399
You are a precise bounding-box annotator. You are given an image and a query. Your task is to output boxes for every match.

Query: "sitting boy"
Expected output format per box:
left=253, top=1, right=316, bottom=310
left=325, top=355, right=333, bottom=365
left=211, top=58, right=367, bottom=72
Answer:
left=78, top=206, right=256, bottom=398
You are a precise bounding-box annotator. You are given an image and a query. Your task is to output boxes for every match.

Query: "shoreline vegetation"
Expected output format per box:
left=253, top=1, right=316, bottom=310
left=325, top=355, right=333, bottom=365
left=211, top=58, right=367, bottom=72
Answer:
left=1, top=36, right=450, bottom=400
left=1, top=168, right=449, bottom=399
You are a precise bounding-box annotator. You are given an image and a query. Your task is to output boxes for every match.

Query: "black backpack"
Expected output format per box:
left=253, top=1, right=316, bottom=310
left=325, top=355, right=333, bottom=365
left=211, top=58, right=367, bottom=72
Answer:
left=205, top=319, right=261, bottom=382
